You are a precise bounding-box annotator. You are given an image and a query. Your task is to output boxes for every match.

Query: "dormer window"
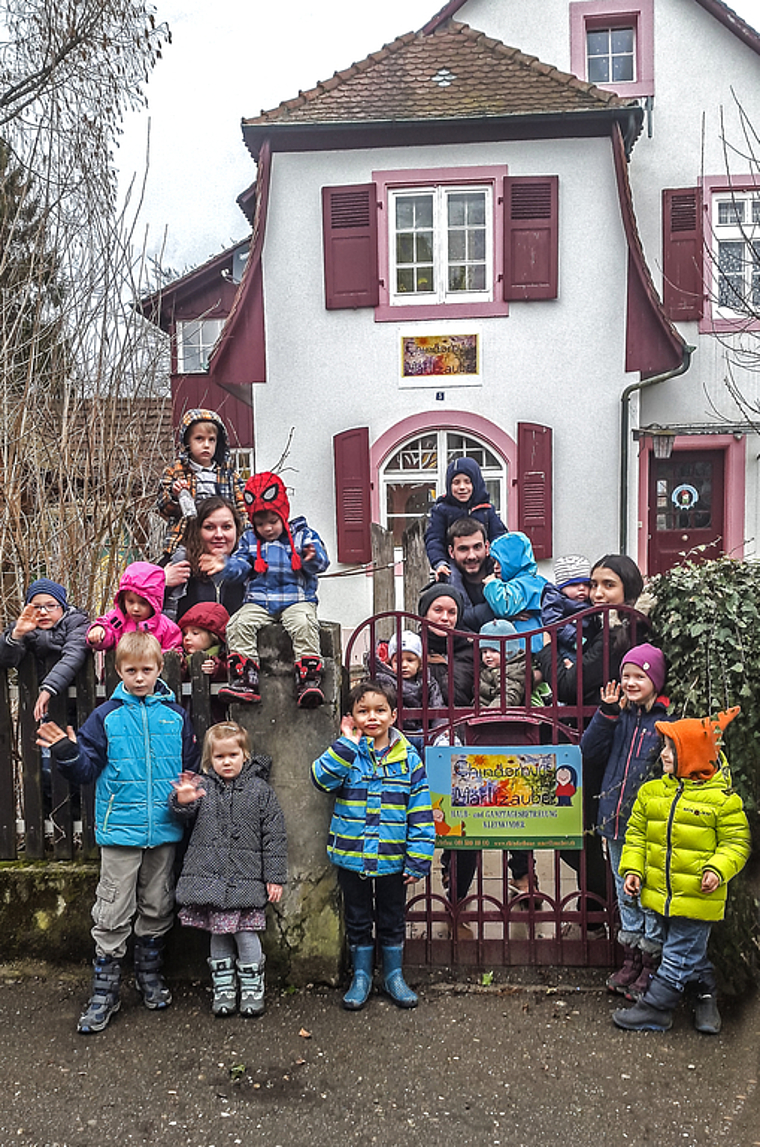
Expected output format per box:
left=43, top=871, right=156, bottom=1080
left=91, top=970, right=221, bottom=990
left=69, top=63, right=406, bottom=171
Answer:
left=570, top=1, right=653, bottom=98
left=586, top=25, right=635, bottom=84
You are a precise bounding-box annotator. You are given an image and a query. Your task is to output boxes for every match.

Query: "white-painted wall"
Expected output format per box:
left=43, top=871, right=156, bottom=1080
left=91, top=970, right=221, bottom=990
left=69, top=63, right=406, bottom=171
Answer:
left=258, top=136, right=632, bottom=629
left=450, top=0, right=760, bottom=558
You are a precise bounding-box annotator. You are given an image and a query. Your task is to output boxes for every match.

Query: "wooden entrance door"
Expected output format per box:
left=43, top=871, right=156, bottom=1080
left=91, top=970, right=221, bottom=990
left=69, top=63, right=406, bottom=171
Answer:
left=647, top=450, right=725, bottom=575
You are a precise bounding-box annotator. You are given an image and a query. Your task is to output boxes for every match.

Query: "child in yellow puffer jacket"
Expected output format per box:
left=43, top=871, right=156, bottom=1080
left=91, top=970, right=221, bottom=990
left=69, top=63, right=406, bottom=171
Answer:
left=613, top=707, right=750, bottom=1035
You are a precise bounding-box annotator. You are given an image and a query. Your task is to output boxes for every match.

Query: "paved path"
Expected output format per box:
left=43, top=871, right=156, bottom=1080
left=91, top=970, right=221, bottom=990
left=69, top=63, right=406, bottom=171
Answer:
left=2, top=963, right=759, bottom=1147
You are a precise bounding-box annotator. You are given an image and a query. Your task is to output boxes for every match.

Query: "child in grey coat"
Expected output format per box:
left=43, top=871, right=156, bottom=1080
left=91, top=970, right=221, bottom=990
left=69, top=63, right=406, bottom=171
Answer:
left=171, top=721, right=287, bottom=1018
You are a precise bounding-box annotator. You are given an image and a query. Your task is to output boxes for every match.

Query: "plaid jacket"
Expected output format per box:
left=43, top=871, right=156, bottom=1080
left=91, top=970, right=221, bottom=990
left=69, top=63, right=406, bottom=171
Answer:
left=156, top=457, right=246, bottom=556
left=224, top=517, right=329, bottom=613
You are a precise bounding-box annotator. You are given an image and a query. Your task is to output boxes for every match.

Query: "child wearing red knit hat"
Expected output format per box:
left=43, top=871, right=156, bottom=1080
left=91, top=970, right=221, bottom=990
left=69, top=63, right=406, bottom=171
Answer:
left=613, top=707, right=750, bottom=1034
left=210, top=472, right=330, bottom=707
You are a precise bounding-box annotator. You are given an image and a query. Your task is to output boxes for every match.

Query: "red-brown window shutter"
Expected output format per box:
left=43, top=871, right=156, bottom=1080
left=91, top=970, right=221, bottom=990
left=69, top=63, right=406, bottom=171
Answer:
left=322, top=184, right=379, bottom=310
left=662, top=187, right=703, bottom=321
left=334, top=427, right=372, bottom=564
left=503, top=176, right=559, bottom=301
left=517, top=422, right=552, bottom=560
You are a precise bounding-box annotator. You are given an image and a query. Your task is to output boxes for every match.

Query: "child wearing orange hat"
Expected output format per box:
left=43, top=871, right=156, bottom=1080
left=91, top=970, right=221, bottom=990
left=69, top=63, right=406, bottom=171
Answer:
left=613, top=708, right=750, bottom=1034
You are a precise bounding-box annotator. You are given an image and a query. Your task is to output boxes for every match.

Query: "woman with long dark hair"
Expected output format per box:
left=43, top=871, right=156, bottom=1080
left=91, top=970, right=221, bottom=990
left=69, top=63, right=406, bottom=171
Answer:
left=164, top=496, right=245, bottom=622
left=536, top=554, right=647, bottom=936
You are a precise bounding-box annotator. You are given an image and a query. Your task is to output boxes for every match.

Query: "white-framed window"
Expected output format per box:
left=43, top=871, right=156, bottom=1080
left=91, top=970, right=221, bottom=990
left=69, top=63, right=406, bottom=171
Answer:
left=176, top=318, right=225, bottom=373
left=714, top=192, right=760, bottom=318
left=389, top=185, right=493, bottom=306
left=586, top=24, right=635, bottom=84
left=380, top=430, right=506, bottom=546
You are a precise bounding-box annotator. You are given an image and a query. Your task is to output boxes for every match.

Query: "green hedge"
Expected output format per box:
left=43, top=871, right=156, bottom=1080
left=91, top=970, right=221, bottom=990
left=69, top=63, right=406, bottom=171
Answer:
left=649, top=557, right=760, bottom=993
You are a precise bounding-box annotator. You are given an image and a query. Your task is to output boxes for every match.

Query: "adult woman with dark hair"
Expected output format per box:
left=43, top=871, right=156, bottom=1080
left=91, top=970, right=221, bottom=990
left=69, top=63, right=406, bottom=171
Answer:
left=536, top=553, right=647, bottom=936
left=164, top=496, right=246, bottom=622
left=534, top=553, right=645, bottom=706
left=417, top=582, right=475, bottom=708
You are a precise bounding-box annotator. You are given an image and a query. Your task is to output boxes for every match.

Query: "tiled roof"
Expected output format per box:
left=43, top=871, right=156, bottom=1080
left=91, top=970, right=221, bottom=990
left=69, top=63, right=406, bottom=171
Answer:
left=244, top=21, right=633, bottom=128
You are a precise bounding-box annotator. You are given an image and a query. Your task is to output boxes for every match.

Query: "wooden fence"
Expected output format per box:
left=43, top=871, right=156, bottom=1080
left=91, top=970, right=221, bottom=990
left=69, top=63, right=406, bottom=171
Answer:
left=0, top=650, right=214, bottom=862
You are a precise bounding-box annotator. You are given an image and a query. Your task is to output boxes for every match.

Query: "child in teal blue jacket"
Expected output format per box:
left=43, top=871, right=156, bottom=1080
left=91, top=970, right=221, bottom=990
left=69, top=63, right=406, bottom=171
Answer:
left=39, top=632, right=199, bottom=1035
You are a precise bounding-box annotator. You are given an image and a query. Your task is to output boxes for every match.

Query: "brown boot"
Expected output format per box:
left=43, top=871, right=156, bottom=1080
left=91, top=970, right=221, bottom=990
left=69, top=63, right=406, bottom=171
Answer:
left=626, top=947, right=660, bottom=1001
left=606, top=943, right=643, bottom=996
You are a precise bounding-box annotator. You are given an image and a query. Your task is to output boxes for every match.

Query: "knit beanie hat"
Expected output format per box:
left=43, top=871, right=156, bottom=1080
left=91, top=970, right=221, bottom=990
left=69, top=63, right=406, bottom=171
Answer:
left=418, top=582, right=465, bottom=624
left=26, top=579, right=67, bottom=608
left=243, top=472, right=301, bottom=575
left=479, top=619, right=520, bottom=659
left=388, top=630, right=423, bottom=661
left=655, top=706, right=740, bottom=780
left=178, top=602, right=230, bottom=642
left=553, top=554, right=591, bottom=588
left=620, top=643, right=666, bottom=695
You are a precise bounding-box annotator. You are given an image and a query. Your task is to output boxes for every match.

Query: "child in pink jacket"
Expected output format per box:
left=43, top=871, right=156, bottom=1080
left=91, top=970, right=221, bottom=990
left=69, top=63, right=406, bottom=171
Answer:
left=87, top=562, right=182, bottom=653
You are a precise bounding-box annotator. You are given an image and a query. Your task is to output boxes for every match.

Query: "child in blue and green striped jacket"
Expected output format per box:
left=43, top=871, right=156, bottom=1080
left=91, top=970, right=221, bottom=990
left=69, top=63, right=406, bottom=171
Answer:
left=311, top=678, right=435, bottom=1012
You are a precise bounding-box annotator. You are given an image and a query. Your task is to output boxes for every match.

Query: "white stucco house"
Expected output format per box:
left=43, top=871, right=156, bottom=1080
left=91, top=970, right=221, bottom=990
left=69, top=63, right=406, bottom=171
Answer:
left=141, top=0, right=760, bottom=632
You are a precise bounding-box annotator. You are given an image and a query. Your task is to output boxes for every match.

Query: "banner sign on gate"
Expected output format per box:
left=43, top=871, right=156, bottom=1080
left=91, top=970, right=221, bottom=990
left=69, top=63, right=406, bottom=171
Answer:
left=424, top=744, right=583, bottom=849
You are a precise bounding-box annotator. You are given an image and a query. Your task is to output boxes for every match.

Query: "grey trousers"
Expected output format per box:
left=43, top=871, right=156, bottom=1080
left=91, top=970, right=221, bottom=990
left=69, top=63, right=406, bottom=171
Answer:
left=226, top=601, right=320, bottom=661
left=92, top=844, right=176, bottom=958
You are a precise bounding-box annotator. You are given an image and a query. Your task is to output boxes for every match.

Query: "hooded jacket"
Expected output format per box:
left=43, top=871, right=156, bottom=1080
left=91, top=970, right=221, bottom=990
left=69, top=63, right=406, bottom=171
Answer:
left=540, top=582, right=600, bottom=657
left=171, top=755, right=288, bottom=911
left=424, top=457, right=507, bottom=570
left=482, top=533, right=547, bottom=653
left=156, top=408, right=247, bottom=555
left=311, top=728, right=435, bottom=878
left=51, top=678, right=200, bottom=848
left=88, top=562, right=183, bottom=652
left=620, top=766, right=750, bottom=922
left=582, top=697, right=672, bottom=841
left=375, top=661, right=446, bottom=734
left=0, top=604, right=90, bottom=698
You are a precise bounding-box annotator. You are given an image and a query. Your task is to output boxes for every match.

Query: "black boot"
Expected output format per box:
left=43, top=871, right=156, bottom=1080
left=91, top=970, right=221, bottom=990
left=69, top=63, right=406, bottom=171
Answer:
left=295, top=656, right=324, bottom=708
left=613, top=973, right=682, bottom=1032
left=693, top=976, right=721, bottom=1034
left=78, top=955, right=121, bottom=1034
left=219, top=653, right=261, bottom=704
left=134, top=936, right=172, bottom=1010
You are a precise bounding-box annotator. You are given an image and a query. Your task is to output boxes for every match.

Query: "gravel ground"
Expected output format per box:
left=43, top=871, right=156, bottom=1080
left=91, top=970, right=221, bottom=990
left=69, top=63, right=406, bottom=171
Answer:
left=2, top=962, right=759, bottom=1147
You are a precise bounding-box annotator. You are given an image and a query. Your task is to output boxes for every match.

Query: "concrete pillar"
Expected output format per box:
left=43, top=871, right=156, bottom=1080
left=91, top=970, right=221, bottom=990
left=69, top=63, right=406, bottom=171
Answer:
left=228, top=621, right=343, bottom=986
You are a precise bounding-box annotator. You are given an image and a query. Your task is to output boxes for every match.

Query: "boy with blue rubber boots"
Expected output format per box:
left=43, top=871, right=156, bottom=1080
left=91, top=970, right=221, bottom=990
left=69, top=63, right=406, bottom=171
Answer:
left=38, top=632, right=200, bottom=1034
left=311, top=679, right=435, bottom=1011
left=613, top=707, right=750, bottom=1034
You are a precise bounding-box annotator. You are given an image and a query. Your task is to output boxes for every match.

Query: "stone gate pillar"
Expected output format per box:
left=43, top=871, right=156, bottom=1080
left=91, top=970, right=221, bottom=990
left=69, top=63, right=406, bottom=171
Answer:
left=229, top=621, right=343, bottom=986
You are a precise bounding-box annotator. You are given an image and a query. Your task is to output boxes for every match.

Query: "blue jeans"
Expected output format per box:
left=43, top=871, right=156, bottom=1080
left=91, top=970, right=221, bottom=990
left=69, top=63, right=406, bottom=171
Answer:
left=607, top=838, right=664, bottom=951
left=653, top=915, right=714, bottom=992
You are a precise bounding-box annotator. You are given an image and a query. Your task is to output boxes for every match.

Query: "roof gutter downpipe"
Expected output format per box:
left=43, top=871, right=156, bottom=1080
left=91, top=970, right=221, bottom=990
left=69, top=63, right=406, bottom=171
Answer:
left=619, top=344, right=695, bottom=553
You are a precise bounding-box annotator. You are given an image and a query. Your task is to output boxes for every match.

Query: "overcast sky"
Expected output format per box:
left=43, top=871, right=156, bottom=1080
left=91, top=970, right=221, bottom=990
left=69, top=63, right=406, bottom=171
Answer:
left=118, top=0, right=760, bottom=275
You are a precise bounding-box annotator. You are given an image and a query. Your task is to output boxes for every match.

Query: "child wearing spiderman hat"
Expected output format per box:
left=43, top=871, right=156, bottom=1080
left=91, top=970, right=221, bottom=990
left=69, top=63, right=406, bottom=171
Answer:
left=212, top=472, right=330, bottom=707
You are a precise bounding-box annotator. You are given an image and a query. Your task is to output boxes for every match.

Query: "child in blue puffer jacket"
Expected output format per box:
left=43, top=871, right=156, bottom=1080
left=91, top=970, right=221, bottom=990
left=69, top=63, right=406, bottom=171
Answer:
left=482, top=532, right=547, bottom=654
left=580, top=643, right=671, bottom=1001
left=38, top=632, right=200, bottom=1035
left=425, top=457, right=506, bottom=577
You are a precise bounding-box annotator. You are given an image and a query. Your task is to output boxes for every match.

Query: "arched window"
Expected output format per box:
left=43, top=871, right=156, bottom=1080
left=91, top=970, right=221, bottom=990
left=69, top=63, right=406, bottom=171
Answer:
left=380, top=430, right=507, bottom=545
